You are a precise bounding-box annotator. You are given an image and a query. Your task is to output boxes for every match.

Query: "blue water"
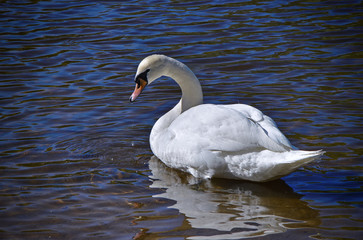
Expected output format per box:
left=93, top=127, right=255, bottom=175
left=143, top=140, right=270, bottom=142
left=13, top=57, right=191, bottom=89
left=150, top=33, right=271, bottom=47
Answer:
left=0, top=0, right=362, bottom=239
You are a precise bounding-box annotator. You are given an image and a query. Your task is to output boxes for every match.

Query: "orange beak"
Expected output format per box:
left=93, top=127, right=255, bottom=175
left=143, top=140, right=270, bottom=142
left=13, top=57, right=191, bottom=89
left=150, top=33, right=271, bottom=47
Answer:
left=129, top=78, right=147, bottom=102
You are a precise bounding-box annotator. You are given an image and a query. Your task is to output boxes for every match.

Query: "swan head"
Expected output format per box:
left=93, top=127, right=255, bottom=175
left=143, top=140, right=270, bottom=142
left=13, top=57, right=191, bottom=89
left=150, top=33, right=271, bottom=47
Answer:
left=129, top=55, right=168, bottom=102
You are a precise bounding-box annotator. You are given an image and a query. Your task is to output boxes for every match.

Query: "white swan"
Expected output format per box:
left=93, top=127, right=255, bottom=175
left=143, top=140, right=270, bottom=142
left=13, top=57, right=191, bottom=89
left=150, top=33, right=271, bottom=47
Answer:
left=130, top=54, right=324, bottom=182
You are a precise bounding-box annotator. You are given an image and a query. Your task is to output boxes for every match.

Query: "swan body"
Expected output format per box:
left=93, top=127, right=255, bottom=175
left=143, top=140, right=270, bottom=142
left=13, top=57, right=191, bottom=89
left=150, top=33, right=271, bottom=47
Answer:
left=130, top=54, right=324, bottom=182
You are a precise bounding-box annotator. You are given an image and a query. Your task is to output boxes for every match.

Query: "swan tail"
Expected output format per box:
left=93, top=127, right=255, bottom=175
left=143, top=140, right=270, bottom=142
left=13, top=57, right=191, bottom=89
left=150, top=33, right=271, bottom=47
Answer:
left=224, top=149, right=325, bottom=182
left=260, top=149, right=325, bottom=182
left=286, top=149, right=325, bottom=163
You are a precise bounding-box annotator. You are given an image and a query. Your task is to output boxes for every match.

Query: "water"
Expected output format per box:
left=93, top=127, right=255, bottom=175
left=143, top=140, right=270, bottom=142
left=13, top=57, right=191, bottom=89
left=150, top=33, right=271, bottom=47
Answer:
left=0, top=0, right=362, bottom=239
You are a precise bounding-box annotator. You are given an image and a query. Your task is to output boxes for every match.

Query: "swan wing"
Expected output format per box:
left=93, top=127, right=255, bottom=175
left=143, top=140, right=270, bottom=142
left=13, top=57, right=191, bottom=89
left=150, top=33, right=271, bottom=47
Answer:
left=168, top=104, right=293, bottom=153
left=225, top=104, right=294, bottom=150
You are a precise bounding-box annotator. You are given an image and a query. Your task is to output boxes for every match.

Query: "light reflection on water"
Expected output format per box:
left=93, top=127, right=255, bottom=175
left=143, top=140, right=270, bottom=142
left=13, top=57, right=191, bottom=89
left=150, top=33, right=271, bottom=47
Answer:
left=149, top=157, right=320, bottom=240
left=0, top=0, right=362, bottom=239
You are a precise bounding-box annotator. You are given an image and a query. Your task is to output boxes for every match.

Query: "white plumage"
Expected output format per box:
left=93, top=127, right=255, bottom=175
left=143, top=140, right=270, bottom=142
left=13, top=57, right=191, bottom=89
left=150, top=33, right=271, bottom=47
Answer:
left=130, top=54, right=324, bottom=182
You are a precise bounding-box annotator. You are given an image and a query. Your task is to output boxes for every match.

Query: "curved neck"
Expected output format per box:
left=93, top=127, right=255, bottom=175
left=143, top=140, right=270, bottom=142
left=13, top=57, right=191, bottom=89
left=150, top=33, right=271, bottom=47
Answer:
left=150, top=57, right=203, bottom=146
left=165, top=58, right=203, bottom=113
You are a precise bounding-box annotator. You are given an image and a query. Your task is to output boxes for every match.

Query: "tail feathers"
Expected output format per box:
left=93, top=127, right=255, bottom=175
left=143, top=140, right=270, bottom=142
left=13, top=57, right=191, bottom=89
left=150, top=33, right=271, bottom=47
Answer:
left=286, top=149, right=325, bottom=165
left=263, top=149, right=324, bottom=181
left=298, top=149, right=325, bottom=157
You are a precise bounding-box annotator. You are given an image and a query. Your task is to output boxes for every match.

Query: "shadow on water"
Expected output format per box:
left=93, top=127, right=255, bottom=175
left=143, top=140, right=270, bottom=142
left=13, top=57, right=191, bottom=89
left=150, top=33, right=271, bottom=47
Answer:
left=142, top=156, right=320, bottom=240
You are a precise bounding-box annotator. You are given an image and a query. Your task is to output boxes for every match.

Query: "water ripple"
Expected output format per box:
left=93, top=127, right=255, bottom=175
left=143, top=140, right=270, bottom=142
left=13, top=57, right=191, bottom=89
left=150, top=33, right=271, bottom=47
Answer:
left=0, top=0, right=362, bottom=239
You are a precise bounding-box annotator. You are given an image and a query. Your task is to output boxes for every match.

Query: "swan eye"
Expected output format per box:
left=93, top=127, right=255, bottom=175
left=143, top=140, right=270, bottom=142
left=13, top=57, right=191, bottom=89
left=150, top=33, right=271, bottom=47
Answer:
left=135, top=69, right=150, bottom=87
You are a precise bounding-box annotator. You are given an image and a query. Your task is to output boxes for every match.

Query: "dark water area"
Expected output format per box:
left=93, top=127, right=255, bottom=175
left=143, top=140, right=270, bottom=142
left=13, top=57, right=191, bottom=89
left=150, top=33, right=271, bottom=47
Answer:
left=0, top=0, right=362, bottom=239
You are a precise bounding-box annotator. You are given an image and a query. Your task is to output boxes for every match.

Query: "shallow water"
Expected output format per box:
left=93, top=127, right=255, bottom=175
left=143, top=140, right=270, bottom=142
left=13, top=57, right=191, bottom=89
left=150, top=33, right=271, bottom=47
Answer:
left=0, top=0, right=362, bottom=239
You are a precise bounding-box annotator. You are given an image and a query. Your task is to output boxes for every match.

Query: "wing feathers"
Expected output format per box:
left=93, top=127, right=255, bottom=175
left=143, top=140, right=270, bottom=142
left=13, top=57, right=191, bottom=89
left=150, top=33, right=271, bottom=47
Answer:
left=169, top=104, right=292, bottom=153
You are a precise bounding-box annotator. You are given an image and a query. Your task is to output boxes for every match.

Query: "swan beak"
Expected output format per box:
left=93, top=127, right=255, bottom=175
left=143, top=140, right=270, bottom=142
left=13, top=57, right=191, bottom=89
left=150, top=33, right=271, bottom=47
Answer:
left=129, top=78, right=147, bottom=102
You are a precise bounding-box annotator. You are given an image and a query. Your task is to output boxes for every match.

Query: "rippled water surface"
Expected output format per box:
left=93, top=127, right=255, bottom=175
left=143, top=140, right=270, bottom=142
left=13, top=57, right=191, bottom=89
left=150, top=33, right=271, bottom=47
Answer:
left=1, top=0, right=362, bottom=239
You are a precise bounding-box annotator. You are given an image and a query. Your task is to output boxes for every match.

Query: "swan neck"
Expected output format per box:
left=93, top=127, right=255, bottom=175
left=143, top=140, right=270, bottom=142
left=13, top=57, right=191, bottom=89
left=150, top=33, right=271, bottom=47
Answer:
left=166, top=60, right=203, bottom=113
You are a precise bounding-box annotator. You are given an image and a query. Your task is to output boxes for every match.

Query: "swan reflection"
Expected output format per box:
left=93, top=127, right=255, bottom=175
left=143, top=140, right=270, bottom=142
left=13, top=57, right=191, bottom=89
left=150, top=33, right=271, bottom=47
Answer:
left=149, top=157, right=319, bottom=239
